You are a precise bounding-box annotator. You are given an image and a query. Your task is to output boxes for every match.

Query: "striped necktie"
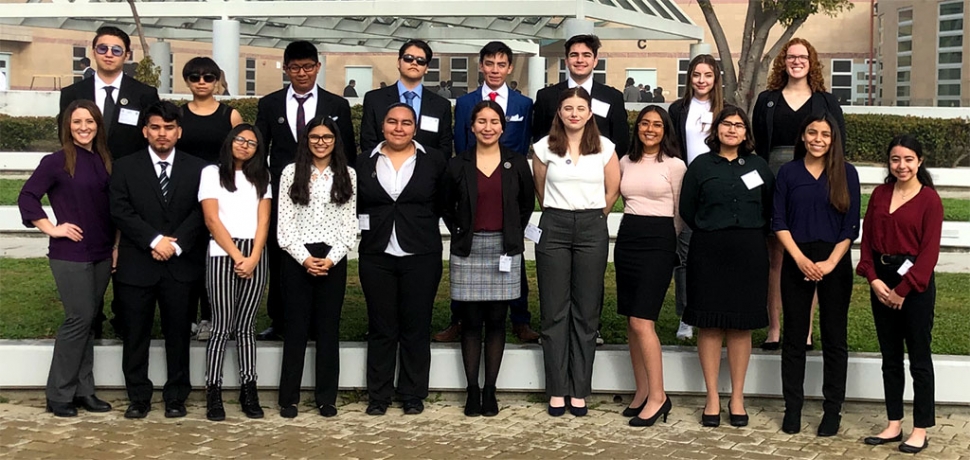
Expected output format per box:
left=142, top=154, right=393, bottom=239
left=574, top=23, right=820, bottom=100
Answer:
left=158, top=161, right=170, bottom=201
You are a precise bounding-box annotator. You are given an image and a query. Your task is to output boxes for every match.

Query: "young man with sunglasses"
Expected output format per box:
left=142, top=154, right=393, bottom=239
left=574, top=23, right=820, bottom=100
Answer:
left=253, top=40, right=356, bottom=341
left=360, top=39, right=453, bottom=162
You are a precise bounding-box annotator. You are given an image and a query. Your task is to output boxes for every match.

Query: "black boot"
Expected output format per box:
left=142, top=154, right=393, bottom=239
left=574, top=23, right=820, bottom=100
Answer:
left=464, top=386, right=482, bottom=417
left=205, top=386, right=225, bottom=421
left=240, top=381, right=264, bottom=419
left=481, top=385, right=499, bottom=417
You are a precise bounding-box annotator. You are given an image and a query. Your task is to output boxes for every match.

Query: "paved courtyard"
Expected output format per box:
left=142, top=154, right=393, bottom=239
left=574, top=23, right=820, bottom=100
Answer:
left=1, top=390, right=968, bottom=460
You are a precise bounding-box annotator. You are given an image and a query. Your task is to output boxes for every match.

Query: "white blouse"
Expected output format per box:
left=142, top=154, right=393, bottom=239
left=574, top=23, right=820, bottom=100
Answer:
left=684, top=97, right=713, bottom=165
left=533, top=135, right=615, bottom=211
left=277, top=163, right=358, bottom=264
left=197, top=165, right=272, bottom=257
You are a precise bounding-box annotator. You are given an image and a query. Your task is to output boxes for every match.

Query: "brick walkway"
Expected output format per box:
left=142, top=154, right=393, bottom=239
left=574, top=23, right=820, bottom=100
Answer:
left=2, top=391, right=969, bottom=459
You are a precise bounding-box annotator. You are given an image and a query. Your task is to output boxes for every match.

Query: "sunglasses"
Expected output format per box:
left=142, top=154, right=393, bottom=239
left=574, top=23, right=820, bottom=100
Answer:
left=187, top=73, right=218, bottom=83
left=95, top=44, right=126, bottom=57
left=233, top=136, right=259, bottom=148
left=401, top=54, right=429, bottom=66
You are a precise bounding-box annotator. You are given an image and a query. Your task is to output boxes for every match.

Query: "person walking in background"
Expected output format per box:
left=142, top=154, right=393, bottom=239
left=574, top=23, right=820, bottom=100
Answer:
left=640, top=84, right=653, bottom=103
left=532, top=87, right=620, bottom=417
left=18, top=100, right=114, bottom=417
left=80, top=57, right=95, bottom=80
left=679, top=106, right=773, bottom=428
left=623, top=78, right=640, bottom=103
left=343, top=79, right=358, bottom=98
left=773, top=112, right=860, bottom=436
left=652, top=87, right=665, bottom=103
left=667, top=54, right=724, bottom=343
left=276, top=117, right=358, bottom=419
left=753, top=38, right=846, bottom=352
left=615, top=106, right=685, bottom=427
left=198, top=125, right=272, bottom=421
left=858, top=135, right=943, bottom=454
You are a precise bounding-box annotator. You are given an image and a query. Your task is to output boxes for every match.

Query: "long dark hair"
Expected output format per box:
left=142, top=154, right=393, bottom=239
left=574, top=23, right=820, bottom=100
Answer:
left=679, top=54, right=724, bottom=119
left=289, top=116, right=354, bottom=206
left=705, top=105, right=755, bottom=155
left=793, top=112, right=850, bottom=213
left=628, top=105, right=681, bottom=163
left=217, top=124, right=269, bottom=199
left=471, top=100, right=507, bottom=133
left=547, top=87, right=602, bottom=157
left=884, top=134, right=935, bottom=189
left=59, top=99, right=112, bottom=177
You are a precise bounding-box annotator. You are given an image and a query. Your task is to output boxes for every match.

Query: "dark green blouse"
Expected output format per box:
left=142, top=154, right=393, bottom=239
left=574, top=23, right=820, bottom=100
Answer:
left=679, top=151, right=774, bottom=232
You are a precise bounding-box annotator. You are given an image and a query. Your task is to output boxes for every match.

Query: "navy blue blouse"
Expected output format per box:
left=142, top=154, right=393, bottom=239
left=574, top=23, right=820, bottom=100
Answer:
left=771, top=159, right=861, bottom=243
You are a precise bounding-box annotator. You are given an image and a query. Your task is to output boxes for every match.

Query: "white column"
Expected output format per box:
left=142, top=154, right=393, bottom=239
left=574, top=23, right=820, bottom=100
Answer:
left=212, top=19, right=240, bottom=96
left=689, top=43, right=712, bottom=59
left=562, top=18, right=595, bottom=39
left=527, top=55, right=546, bottom=100
left=149, top=40, right=171, bottom=94
left=316, top=54, right=327, bottom=89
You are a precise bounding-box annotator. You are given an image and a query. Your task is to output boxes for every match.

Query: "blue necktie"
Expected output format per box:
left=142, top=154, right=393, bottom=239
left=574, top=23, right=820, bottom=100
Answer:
left=403, top=91, right=417, bottom=107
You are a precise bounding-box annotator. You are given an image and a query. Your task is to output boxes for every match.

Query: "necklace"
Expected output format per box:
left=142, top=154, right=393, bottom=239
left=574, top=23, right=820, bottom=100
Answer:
left=894, top=185, right=919, bottom=199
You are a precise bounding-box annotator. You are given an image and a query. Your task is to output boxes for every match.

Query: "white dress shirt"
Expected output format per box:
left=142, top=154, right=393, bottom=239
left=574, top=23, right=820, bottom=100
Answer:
left=567, top=75, right=594, bottom=95
left=286, top=84, right=319, bottom=141
left=197, top=165, right=273, bottom=256
left=147, top=147, right=183, bottom=255
left=533, top=135, right=614, bottom=211
left=277, top=163, right=358, bottom=264
left=480, top=84, right=509, bottom=114
left=93, top=72, right=123, bottom=116
left=685, top=97, right=713, bottom=165
left=369, top=140, right=428, bottom=257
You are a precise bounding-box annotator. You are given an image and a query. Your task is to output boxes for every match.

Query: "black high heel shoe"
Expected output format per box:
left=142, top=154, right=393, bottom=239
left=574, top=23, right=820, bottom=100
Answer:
left=629, top=397, right=671, bottom=427
left=729, top=411, right=749, bottom=427
left=701, top=411, right=721, bottom=427
left=622, top=399, right=647, bottom=417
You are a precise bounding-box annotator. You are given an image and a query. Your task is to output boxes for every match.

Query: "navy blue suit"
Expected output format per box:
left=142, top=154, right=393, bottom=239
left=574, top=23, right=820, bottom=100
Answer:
left=454, top=87, right=533, bottom=156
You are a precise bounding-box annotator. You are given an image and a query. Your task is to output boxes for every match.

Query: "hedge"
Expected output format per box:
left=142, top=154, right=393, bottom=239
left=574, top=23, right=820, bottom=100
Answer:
left=4, top=103, right=968, bottom=167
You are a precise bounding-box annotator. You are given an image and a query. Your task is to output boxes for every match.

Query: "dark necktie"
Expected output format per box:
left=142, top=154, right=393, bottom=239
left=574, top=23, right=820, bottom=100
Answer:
left=403, top=91, right=417, bottom=107
left=103, top=86, right=116, bottom=133
left=158, top=161, right=170, bottom=201
left=295, top=94, right=309, bottom=137
left=488, top=91, right=498, bottom=102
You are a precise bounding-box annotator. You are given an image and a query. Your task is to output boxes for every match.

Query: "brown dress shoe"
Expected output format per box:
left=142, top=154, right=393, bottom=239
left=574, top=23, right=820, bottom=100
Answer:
left=433, top=323, right=461, bottom=342
left=513, top=323, right=540, bottom=343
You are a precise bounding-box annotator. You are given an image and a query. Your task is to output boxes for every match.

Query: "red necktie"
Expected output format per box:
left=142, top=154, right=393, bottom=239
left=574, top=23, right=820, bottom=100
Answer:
left=488, top=91, right=498, bottom=102
left=295, top=94, right=309, bottom=136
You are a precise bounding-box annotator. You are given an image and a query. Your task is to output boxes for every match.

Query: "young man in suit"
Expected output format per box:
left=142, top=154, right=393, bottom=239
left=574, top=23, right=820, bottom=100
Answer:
left=254, top=40, right=356, bottom=341
left=437, top=41, right=540, bottom=343
left=360, top=39, right=453, bottom=161
left=110, top=101, right=207, bottom=419
left=531, top=34, right=629, bottom=157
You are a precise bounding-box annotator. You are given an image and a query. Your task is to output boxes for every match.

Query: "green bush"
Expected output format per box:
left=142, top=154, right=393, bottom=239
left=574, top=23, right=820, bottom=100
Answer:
left=0, top=115, right=59, bottom=151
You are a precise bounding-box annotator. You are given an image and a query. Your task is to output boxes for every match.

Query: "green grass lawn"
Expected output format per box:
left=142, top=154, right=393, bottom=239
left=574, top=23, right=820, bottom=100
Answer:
left=2, top=258, right=967, bottom=355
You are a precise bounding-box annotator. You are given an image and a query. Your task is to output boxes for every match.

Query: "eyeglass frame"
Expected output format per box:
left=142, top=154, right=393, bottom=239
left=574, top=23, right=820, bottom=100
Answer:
left=285, top=63, right=319, bottom=74
left=308, top=133, right=336, bottom=144
left=785, top=54, right=810, bottom=63
left=232, top=136, right=259, bottom=149
left=94, top=44, right=126, bottom=57
left=719, top=121, right=748, bottom=131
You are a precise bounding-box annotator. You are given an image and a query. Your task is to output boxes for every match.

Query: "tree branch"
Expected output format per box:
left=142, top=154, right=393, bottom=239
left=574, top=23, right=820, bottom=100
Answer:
left=697, top=0, right=739, bottom=103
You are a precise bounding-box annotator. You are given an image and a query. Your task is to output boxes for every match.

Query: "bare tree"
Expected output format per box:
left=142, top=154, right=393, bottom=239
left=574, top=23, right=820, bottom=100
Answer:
left=127, top=0, right=160, bottom=87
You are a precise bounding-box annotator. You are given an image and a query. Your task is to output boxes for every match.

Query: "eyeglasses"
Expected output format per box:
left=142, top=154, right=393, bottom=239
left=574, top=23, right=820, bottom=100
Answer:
left=95, top=44, right=125, bottom=57
left=720, top=121, right=747, bottom=131
left=233, top=136, right=259, bottom=149
left=308, top=133, right=336, bottom=144
left=285, top=63, right=318, bottom=73
left=785, top=54, right=810, bottom=63
left=401, top=54, right=429, bottom=66
left=187, top=73, right=217, bottom=83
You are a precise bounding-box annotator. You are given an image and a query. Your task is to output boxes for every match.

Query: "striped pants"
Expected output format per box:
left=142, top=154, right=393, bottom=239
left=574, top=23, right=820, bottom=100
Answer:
left=204, top=239, right=267, bottom=387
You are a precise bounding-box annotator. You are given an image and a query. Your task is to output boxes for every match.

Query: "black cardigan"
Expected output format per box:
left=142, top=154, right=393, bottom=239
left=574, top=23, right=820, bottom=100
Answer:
left=355, top=142, right=447, bottom=256
left=751, top=90, right=846, bottom=164
left=442, top=146, right=535, bottom=257
left=667, top=98, right=690, bottom=163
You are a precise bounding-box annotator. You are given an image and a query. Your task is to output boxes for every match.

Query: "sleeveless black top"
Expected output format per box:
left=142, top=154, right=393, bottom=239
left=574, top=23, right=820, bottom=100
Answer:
left=179, top=102, right=234, bottom=164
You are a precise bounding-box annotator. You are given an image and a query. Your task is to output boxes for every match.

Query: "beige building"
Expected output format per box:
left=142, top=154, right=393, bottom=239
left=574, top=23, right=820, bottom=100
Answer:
left=0, top=0, right=964, bottom=106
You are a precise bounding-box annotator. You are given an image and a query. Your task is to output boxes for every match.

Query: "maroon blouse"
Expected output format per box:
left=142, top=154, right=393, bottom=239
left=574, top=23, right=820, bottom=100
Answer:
left=474, top=169, right=503, bottom=232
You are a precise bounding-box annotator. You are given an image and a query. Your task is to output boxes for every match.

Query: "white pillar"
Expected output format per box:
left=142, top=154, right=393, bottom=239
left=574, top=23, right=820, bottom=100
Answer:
left=212, top=19, right=240, bottom=96
left=690, top=43, right=712, bottom=59
left=149, top=40, right=171, bottom=94
left=528, top=55, right=546, bottom=100
left=562, top=18, right=595, bottom=39
left=316, top=54, right=327, bottom=90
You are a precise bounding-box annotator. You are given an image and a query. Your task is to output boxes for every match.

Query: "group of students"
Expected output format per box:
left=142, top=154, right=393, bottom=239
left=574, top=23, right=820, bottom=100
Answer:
left=19, top=27, right=943, bottom=453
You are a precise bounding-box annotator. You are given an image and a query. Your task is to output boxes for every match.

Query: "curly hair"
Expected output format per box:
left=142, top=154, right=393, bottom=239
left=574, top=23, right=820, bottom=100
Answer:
left=766, top=38, right=826, bottom=92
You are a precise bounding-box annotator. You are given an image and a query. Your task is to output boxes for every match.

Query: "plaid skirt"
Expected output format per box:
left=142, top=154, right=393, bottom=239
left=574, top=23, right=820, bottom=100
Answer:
left=450, top=232, right=521, bottom=302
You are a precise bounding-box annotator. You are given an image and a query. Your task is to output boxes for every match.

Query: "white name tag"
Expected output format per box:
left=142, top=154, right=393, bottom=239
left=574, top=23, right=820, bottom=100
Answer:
left=118, top=108, right=140, bottom=126
left=897, top=259, right=914, bottom=276
left=499, top=255, right=512, bottom=273
left=358, top=214, right=370, bottom=231
left=524, top=223, right=542, bottom=243
left=591, top=98, right=610, bottom=118
left=741, top=170, right=764, bottom=190
left=420, top=115, right=439, bottom=133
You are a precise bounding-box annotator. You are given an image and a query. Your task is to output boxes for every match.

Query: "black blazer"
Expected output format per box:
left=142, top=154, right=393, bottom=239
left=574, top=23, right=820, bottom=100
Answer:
left=58, top=75, right=160, bottom=160
left=751, top=89, right=846, bottom=163
left=254, top=85, right=356, bottom=176
left=667, top=98, right=691, bottom=163
left=109, top=149, right=207, bottom=286
left=355, top=142, right=447, bottom=256
left=359, top=84, right=453, bottom=161
left=532, top=81, right=629, bottom=157
left=442, top=146, right=535, bottom=257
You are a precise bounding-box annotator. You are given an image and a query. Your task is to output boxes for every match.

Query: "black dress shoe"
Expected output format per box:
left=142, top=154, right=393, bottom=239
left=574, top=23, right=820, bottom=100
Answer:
left=402, top=400, right=424, bottom=415
left=481, top=385, right=499, bottom=417
left=46, top=400, right=78, bottom=417
left=206, top=386, right=226, bottom=422
left=279, top=405, right=298, bottom=418
left=548, top=404, right=566, bottom=417
left=760, top=341, right=780, bottom=351
left=318, top=404, right=338, bottom=417
left=164, top=401, right=187, bottom=418
left=568, top=402, right=588, bottom=417
left=464, top=386, right=482, bottom=417
left=124, top=402, right=151, bottom=419
left=239, top=381, right=264, bottom=419
left=817, top=411, right=841, bottom=437
left=365, top=401, right=388, bottom=416
left=256, top=326, right=282, bottom=341
left=73, top=395, right=111, bottom=412
left=729, top=412, right=749, bottom=427
left=702, top=410, right=721, bottom=427
left=864, top=433, right=903, bottom=445
left=629, top=397, right=672, bottom=427
left=898, top=438, right=928, bottom=454
left=782, top=410, right=801, bottom=434
left=622, top=399, right=647, bottom=417
left=805, top=342, right=815, bottom=351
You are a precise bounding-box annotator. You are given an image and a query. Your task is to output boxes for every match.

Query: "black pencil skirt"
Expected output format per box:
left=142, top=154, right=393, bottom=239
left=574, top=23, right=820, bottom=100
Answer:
left=614, top=215, right=678, bottom=321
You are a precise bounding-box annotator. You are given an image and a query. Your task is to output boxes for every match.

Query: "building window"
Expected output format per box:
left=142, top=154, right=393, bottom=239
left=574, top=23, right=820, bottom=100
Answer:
left=937, top=1, right=963, bottom=107
left=676, top=58, right=725, bottom=98
left=72, top=46, right=87, bottom=83
left=425, top=58, right=440, bottom=86
left=450, top=57, right=468, bottom=96
left=559, top=58, right=607, bottom=85
left=855, top=60, right=879, bottom=105
left=166, top=52, right=173, bottom=93
left=245, top=58, right=256, bottom=96
left=895, top=7, right=913, bottom=106
left=830, top=59, right=853, bottom=105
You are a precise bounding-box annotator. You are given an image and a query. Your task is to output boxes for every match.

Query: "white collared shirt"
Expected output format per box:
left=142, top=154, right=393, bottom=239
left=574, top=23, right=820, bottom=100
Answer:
left=93, top=72, right=123, bottom=115
left=480, top=84, right=509, bottom=114
left=567, top=75, right=594, bottom=95
left=286, top=85, right=319, bottom=140
left=277, top=163, right=358, bottom=264
left=147, top=147, right=183, bottom=255
left=369, top=140, right=428, bottom=257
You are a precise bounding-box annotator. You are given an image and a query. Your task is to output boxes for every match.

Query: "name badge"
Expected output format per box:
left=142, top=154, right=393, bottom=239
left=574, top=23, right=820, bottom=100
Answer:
left=118, top=108, right=140, bottom=126
left=358, top=214, right=370, bottom=231
left=740, top=170, right=764, bottom=190
left=897, top=259, right=914, bottom=276
left=420, top=115, right=439, bottom=133
left=591, top=98, right=610, bottom=118
left=499, top=255, right=512, bottom=273
left=524, top=223, right=542, bottom=243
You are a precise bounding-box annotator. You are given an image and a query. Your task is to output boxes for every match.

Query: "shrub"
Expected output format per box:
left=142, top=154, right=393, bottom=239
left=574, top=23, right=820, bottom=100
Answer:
left=0, top=115, right=59, bottom=151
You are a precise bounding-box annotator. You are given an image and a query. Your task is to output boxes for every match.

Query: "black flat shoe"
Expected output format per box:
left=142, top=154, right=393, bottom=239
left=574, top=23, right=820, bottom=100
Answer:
left=402, top=399, right=424, bottom=415
left=701, top=411, right=721, bottom=427
left=46, top=400, right=78, bottom=417
left=318, top=404, right=337, bottom=417
left=481, top=385, right=499, bottom=417
left=73, top=395, right=111, bottom=412
left=760, top=341, right=780, bottom=351
left=782, top=410, right=801, bottom=434
left=279, top=405, right=298, bottom=418
left=817, top=412, right=841, bottom=437
left=806, top=342, right=815, bottom=351
left=622, top=399, right=647, bottom=417
left=729, top=412, right=749, bottom=427
left=164, top=401, right=187, bottom=418
left=864, top=433, right=903, bottom=445
left=365, top=402, right=388, bottom=416
left=548, top=404, right=566, bottom=417
left=629, top=397, right=671, bottom=427
left=464, top=386, right=482, bottom=417
left=568, top=398, right=588, bottom=417
left=899, top=439, right=928, bottom=454
left=124, top=402, right=150, bottom=419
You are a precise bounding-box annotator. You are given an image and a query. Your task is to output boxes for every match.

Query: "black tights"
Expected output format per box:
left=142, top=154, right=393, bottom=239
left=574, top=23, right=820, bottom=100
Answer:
left=458, top=301, right=508, bottom=388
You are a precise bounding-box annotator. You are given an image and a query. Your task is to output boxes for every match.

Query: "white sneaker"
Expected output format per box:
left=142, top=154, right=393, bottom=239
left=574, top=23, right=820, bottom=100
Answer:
left=676, top=321, right=693, bottom=340
left=190, top=322, right=199, bottom=335
left=197, top=320, right=212, bottom=341
left=595, top=330, right=605, bottom=346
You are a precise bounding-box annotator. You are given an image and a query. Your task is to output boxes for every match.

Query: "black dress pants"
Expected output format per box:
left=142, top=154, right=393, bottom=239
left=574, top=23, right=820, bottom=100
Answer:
left=266, top=179, right=285, bottom=333
left=780, top=241, right=852, bottom=415
left=360, top=252, right=442, bottom=404
left=871, top=258, right=936, bottom=428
